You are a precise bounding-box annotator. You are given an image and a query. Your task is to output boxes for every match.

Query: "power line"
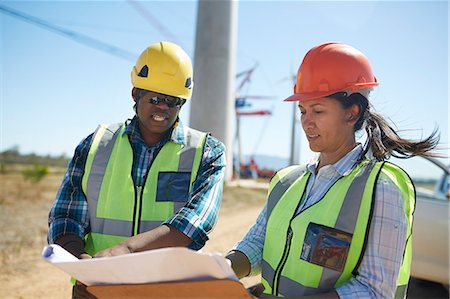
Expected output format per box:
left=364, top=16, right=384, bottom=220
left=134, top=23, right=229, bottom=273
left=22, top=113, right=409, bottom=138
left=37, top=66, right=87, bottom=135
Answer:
left=40, top=18, right=160, bottom=35
left=0, top=5, right=136, bottom=62
left=126, top=0, right=182, bottom=47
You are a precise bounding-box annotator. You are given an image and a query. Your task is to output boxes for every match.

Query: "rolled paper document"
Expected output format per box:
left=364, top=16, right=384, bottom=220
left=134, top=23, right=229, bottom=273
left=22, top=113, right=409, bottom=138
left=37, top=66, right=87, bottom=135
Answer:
left=42, top=244, right=79, bottom=263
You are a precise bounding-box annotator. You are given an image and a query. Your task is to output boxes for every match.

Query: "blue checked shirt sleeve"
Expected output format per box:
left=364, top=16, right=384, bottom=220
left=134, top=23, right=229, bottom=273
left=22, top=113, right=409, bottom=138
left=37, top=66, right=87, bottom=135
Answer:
left=233, top=204, right=267, bottom=275
left=164, top=135, right=226, bottom=250
left=336, top=172, right=408, bottom=298
left=48, top=134, right=93, bottom=244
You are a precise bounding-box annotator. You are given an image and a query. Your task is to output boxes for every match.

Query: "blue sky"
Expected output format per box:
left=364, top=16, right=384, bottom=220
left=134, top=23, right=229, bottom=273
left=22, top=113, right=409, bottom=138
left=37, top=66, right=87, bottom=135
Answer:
left=1, top=1, right=448, bottom=167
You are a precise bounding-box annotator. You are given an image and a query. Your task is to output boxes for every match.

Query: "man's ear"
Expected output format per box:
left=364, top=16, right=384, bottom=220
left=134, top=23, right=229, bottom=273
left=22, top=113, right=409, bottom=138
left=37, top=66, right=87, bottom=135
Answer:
left=132, top=87, right=139, bottom=113
left=131, top=87, right=138, bottom=103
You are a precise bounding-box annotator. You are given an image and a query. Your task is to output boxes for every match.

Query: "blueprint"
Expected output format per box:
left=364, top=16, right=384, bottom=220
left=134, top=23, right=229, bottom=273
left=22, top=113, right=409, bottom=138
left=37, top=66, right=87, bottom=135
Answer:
left=42, top=244, right=237, bottom=286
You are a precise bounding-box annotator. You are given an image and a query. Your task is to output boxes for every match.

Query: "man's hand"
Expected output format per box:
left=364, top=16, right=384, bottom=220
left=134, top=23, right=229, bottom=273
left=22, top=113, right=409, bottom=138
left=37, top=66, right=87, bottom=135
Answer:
left=248, top=283, right=265, bottom=297
left=72, top=281, right=96, bottom=299
left=93, top=225, right=192, bottom=258
left=94, top=243, right=132, bottom=258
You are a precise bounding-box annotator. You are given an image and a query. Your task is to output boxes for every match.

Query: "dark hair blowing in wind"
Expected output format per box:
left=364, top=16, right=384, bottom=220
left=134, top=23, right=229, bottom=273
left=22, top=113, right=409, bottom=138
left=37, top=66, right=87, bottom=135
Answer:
left=328, top=92, right=441, bottom=161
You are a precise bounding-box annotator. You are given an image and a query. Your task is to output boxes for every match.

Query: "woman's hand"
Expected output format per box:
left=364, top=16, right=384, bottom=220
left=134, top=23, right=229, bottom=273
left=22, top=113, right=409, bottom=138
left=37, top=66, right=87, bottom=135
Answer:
left=225, top=250, right=251, bottom=279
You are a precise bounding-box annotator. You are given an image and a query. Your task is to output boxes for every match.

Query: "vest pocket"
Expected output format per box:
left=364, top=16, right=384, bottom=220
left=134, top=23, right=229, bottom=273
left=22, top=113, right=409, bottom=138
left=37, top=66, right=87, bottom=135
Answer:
left=300, top=222, right=353, bottom=272
left=156, top=172, right=191, bottom=202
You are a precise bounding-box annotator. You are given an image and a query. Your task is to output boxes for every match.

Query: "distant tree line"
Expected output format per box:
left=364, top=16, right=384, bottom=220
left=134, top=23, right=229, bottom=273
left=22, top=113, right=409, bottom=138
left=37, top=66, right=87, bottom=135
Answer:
left=0, top=146, right=70, bottom=182
left=0, top=146, right=70, bottom=168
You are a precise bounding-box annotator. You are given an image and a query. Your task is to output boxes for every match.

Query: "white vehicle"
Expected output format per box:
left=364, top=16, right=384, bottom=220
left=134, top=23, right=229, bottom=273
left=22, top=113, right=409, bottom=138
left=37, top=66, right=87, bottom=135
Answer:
left=389, top=156, right=449, bottom=287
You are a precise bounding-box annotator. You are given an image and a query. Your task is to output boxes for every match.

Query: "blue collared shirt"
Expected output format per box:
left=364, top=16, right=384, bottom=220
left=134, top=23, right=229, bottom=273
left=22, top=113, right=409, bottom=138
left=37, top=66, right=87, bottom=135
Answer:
left=48, top=116, right=226, bottom=250
left=234, top=145, right=407, bottom=298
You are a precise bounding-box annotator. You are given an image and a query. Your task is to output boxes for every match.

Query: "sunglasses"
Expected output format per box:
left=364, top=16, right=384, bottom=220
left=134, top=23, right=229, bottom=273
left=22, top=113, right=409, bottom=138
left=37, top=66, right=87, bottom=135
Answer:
left=138, top=90, right=186, bottom=108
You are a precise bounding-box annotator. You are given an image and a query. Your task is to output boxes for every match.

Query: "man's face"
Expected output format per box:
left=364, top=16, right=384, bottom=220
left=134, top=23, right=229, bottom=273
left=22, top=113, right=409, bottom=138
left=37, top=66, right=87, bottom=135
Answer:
left=134, top=89, right=184, bottom=138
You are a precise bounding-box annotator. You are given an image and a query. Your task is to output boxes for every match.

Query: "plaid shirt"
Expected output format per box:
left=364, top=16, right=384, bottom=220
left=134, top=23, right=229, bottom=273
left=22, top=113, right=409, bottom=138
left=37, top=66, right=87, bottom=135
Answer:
left=48, top=116, right=226, bottom=250
left=234, top=145, right=408, bottom=298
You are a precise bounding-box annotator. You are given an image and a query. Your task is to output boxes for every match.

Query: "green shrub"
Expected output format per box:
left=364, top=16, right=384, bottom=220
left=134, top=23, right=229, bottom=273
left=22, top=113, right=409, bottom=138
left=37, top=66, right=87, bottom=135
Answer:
left=22, top=165, right=49, bottom=183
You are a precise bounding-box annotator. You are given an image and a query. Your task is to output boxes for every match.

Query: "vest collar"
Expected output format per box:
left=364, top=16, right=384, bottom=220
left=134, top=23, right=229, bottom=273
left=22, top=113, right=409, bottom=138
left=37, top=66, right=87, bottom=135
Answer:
left=123, top=116, right=186, bottom=146
left=306, top=144, right=364, bottom=177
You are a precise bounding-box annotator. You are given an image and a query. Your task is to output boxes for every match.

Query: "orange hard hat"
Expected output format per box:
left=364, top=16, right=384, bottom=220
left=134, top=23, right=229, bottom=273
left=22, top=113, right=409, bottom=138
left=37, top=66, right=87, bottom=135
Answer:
left=285, top=42, right=378, bottom=102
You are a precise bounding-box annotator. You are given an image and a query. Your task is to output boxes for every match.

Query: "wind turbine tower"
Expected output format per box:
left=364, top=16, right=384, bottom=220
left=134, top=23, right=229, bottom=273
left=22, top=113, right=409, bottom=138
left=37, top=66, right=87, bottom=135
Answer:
left=190, top=0, right=238, bottom=181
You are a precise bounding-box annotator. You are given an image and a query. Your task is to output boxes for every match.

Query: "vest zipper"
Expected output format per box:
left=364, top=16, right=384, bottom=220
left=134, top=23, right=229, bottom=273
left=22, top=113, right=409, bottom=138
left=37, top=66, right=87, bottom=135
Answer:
left=271, top=175, right=311, bottom=296
left=273, top=226, right=293, bottom=296
left=133, top=146, right=161, bottom=236
left=133, top=186, right=143, bottom=235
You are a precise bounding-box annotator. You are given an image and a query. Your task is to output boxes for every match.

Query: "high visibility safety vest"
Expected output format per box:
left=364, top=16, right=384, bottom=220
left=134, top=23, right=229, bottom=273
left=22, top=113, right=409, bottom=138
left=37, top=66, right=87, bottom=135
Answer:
left=261, top=161, right=415, bottom=298
left=81, top=123, right=207, bottom=256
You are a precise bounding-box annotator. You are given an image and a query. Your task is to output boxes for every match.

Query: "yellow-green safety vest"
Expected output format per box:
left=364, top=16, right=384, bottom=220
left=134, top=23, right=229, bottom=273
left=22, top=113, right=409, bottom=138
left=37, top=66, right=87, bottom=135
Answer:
left=81, top=123, right=207, bottom=256
left=261, top=161, right=415, bottom=298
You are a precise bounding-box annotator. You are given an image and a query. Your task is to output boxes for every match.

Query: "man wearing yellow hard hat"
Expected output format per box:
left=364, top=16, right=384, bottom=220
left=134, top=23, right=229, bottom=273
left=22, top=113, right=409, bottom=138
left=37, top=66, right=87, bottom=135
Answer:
left=48, top=41, right=226, bottom=296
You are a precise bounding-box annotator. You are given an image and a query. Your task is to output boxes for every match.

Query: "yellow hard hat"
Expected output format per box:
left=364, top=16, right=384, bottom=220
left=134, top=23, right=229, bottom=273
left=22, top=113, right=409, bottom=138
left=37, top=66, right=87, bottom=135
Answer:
left=131, top=41, right=194, bottom=100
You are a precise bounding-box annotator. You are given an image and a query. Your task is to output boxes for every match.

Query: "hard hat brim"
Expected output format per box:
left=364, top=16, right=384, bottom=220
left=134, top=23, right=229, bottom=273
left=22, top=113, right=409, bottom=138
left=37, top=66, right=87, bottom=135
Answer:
left=284, top=91, right=336, bottom=102
left=284, top=82, right=378, bottom=102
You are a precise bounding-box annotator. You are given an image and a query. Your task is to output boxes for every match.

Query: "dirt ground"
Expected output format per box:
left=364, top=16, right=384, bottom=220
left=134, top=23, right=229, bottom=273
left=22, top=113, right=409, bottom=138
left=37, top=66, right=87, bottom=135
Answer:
left=0, top=170, right=265, bottom=299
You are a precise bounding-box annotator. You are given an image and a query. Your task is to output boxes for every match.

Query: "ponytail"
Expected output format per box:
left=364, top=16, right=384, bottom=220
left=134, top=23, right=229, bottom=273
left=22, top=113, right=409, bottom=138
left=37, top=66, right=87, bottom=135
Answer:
left=363, top=109, right=440, bottom=160
left=329, top=92, right=441, bottom=161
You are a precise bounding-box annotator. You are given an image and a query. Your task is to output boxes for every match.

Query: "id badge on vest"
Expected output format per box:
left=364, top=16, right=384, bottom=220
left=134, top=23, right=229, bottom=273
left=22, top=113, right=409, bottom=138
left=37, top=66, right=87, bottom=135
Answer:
left=300, top=222, right=352, bottom=272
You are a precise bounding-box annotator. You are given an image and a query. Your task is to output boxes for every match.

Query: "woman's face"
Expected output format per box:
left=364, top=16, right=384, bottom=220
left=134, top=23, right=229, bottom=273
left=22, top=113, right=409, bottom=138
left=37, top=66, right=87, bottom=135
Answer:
left=299, top=97, right=358, bottom=155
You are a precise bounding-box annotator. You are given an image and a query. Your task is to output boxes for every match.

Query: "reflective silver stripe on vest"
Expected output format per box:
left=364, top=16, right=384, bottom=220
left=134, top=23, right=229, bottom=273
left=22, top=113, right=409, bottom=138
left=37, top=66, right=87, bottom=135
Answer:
left=267, top=166, right=306, bottom=219
left=92, top=218, right=133, bottom=236
left=87, top=124, right=204, bottom=236
left=395, top=284, right=407, bottom=299
left=263, top=260, right=320, bottom=296
left=173, top=128, right=205, bottom=213
left=262, top=260, right=275, bottom=289
left=178, top=128, right=204, bottom=172
left=86, top=123, right=127, bottom=236
left=318, top=161, right=376, bottom=290
left=263, top=162, right=379, bottom=296
left=139, top=220, right=169, bottom=233
left=279, top=275, right=326, bottom=296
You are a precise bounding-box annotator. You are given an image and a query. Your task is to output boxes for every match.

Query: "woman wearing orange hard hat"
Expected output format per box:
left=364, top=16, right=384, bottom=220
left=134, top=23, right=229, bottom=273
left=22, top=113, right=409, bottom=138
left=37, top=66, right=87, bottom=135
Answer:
left=227, top=42, right=440, bottom=298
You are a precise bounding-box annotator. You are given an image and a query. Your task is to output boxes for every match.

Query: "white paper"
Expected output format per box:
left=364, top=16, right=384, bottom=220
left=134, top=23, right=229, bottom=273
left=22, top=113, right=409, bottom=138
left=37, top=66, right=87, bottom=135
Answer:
left=42, top=244, right=237, bottom=286
left=42, top=244, right=79, bottom=263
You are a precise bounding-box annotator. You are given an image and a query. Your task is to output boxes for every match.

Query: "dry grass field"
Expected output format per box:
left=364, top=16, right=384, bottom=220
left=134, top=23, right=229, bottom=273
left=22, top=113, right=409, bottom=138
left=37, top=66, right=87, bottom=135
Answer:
left=0, top=166, right=266, bottom=299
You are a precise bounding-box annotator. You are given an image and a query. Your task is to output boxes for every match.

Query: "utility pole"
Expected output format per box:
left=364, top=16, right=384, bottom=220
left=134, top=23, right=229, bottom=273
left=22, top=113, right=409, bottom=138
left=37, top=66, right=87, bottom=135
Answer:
left=235, top=114, right=242, bottom=179
left=190, top=0, right=238, bottom=181
left=289, top=101, right=301, bottom=165
left=289, top=72, right=301, bottom=165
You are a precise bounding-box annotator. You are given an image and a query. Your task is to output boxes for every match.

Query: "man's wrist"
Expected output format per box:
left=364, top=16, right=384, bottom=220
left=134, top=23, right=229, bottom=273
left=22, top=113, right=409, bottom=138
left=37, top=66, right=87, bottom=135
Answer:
left=54, top=234, right=85, bottom=258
